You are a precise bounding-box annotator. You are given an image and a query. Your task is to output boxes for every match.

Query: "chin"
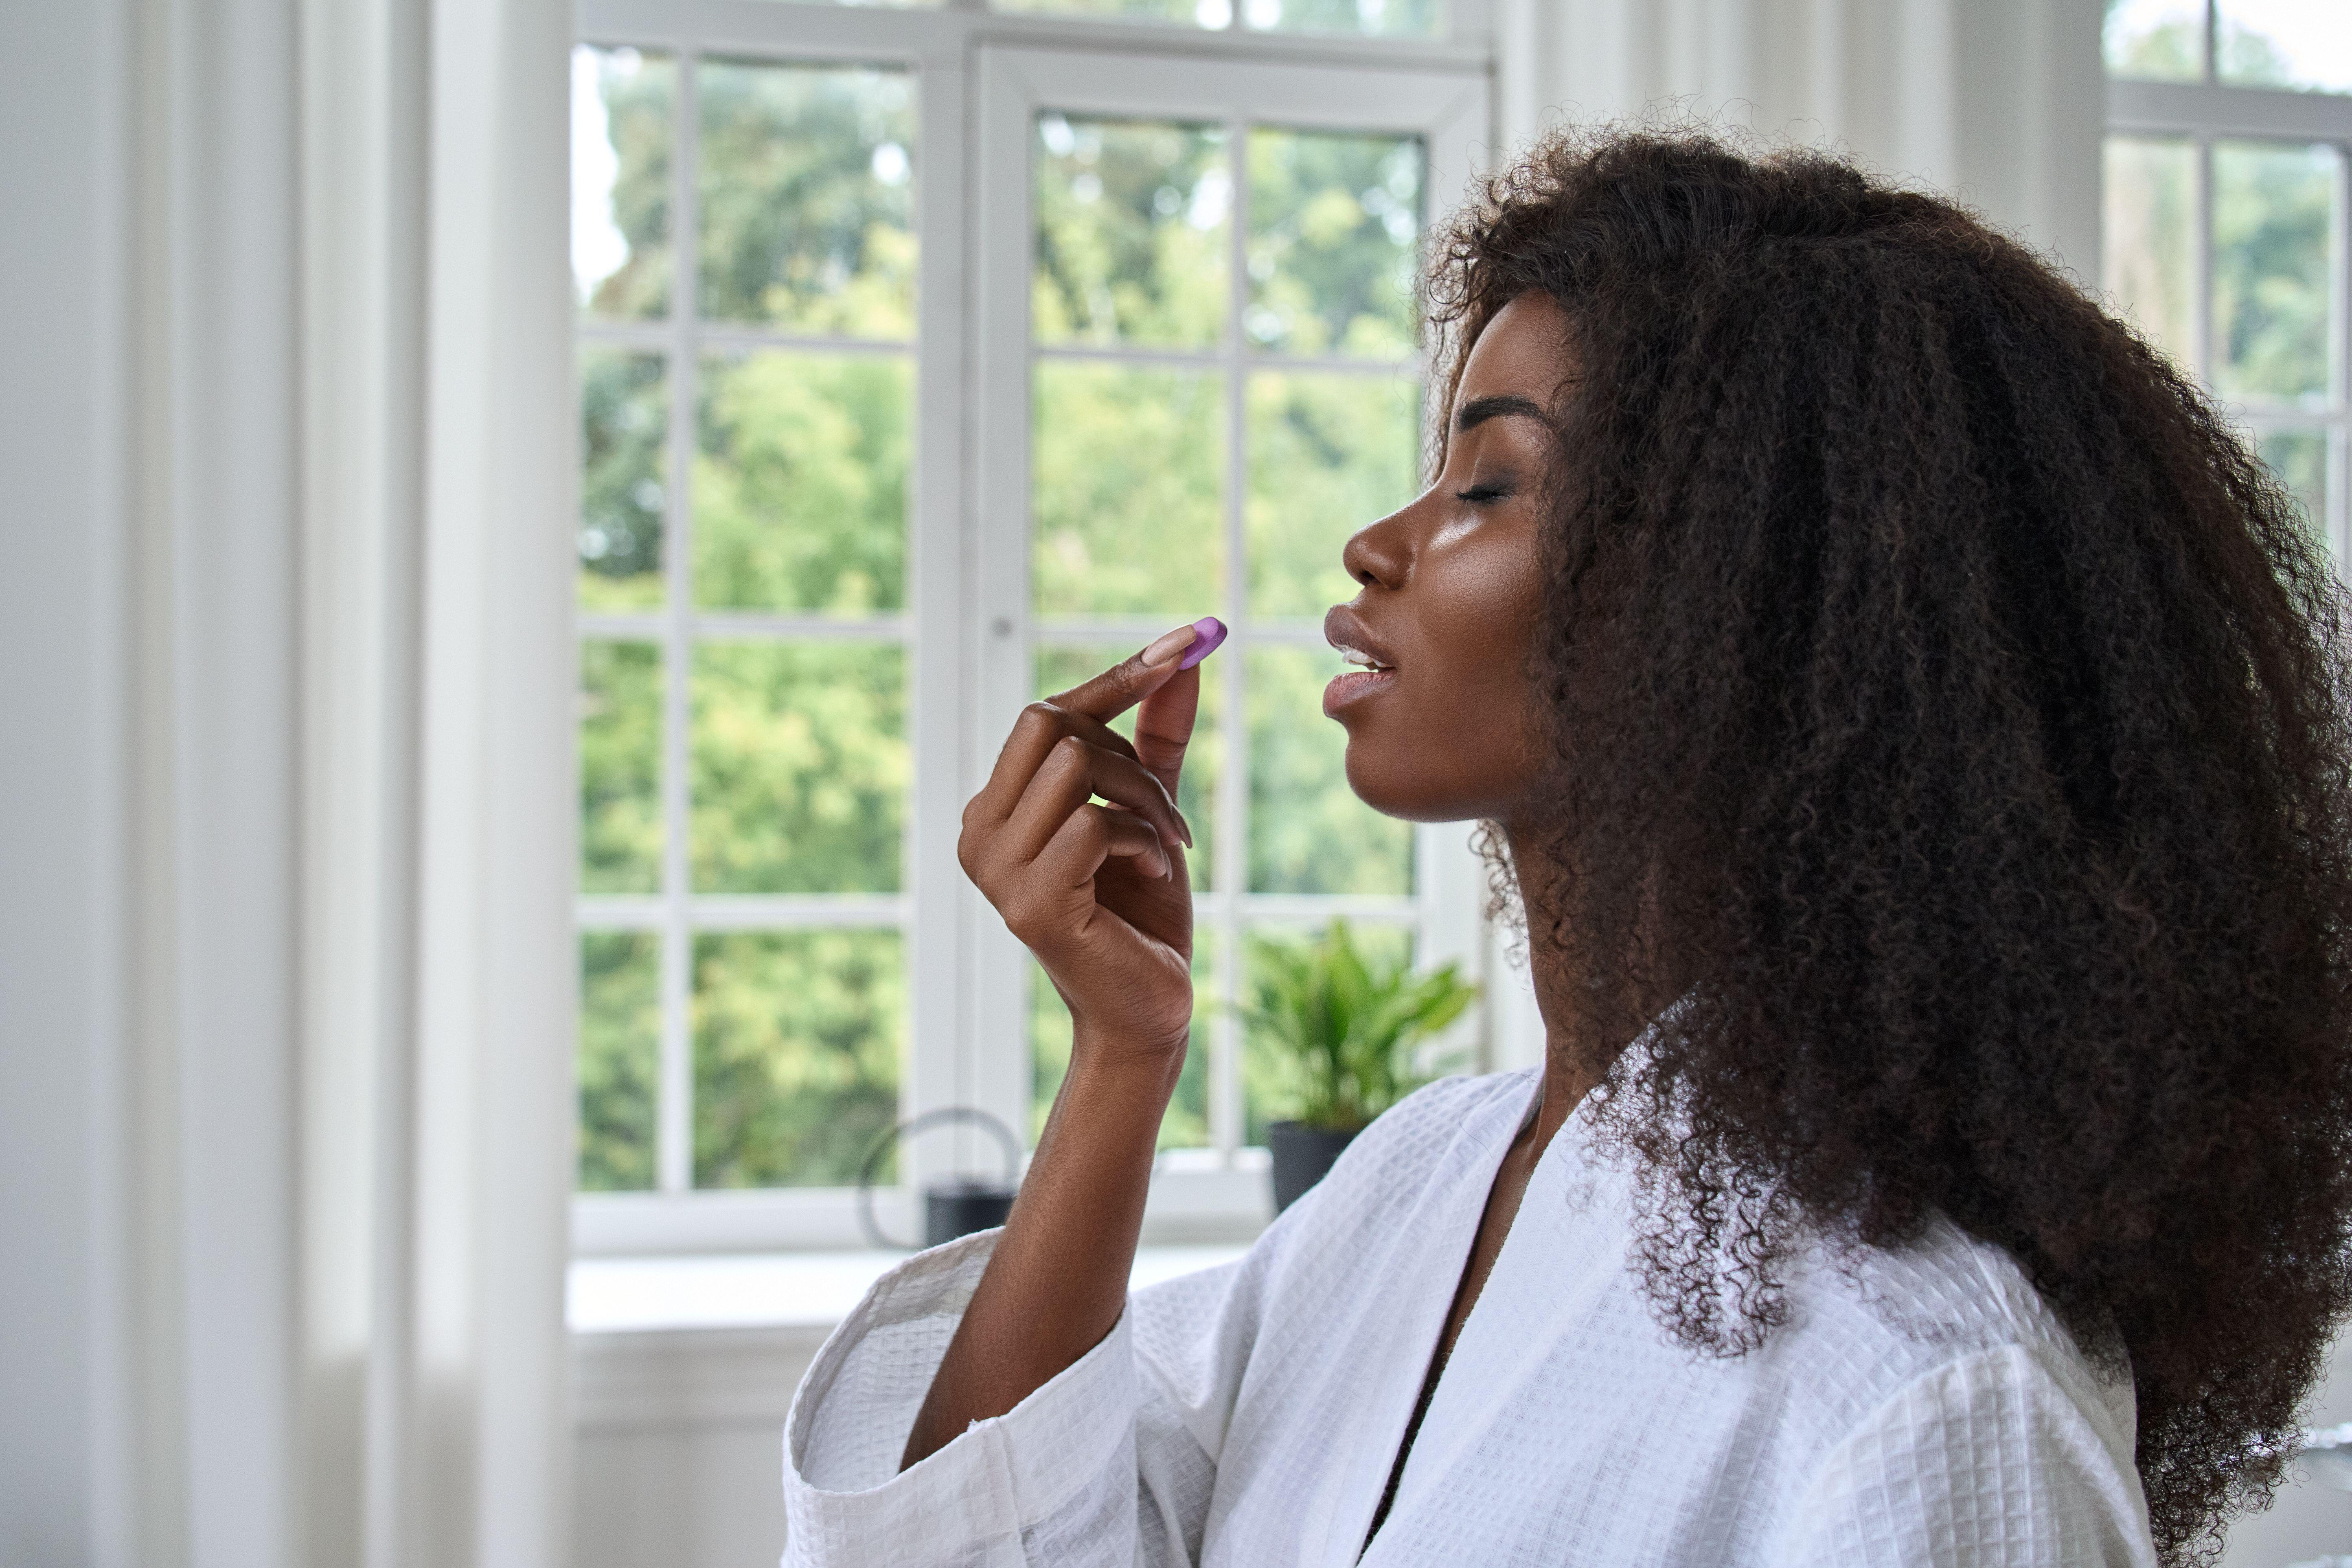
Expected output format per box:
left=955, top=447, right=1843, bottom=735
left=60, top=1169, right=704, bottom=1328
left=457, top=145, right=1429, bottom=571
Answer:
left=1340, top=746, right=1486, bottom=826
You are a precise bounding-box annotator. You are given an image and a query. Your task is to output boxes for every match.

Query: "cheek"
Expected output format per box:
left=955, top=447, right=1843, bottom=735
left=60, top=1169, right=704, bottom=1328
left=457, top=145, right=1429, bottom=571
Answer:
left=1338, top=530, right=1546, bottom=822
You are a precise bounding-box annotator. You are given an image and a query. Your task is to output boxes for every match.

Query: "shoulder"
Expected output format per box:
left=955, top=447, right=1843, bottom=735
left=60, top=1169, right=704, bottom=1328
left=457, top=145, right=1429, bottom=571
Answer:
left=1768, top=1214, right=2142, bottom=1472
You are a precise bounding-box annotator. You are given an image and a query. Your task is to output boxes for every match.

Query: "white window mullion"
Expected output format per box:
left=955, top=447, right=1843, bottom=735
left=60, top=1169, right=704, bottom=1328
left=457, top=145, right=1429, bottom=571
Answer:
left=968, top=43, right=1044, bottom=1169
left=1214, top=114, right=1252, bottom=1167
left=910, top=36, right=981, bottom=1190
left=2194, top=133, right=2215, bottom=388
left=656, top=50, right=701, bottom=1199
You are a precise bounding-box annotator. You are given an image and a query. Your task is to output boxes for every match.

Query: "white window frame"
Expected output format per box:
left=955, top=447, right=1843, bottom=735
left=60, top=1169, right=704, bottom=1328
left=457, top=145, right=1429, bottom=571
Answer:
left=573, top=0, right=1495, bottom=1257
left=2106, top=35, right=2352, bottom=564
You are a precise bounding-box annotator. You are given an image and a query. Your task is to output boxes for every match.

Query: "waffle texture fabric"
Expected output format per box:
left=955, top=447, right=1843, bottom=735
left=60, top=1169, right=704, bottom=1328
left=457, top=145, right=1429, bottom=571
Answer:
left=781, top=1066, right=2157, bottom=1566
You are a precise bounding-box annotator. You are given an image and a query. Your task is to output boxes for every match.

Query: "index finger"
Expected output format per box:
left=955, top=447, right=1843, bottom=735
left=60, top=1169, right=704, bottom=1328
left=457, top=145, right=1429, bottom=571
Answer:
left=1044, top=617, right=1226, bottom=726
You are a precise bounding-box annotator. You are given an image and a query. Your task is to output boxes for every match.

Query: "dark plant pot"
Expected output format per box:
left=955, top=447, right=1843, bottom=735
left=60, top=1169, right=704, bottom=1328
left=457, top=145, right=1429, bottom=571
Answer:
left=1267, top=1121, right=1361, bottom=1214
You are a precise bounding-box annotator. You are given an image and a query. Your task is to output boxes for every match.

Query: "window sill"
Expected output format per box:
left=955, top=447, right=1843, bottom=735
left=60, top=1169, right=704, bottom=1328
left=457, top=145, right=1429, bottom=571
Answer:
left=568, top=1243, right=1252, bottom=1335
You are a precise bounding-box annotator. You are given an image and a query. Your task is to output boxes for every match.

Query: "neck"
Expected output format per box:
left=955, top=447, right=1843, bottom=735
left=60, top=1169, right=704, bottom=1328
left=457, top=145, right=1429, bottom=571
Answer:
left=1499, top=817, right=1679, bottom=1157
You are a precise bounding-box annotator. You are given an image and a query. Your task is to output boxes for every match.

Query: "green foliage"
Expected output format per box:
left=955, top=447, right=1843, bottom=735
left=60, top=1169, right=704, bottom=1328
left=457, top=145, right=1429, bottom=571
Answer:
left=2257, top=430, right=2330, bottom=553
left=696, top=62, right=915, bottom=335
left=1246, top=372, right=1419, bottom=618
left=997, top=0, right=1435, bottom=30
left=2102, top=138, right=2198, bottom=372
left=1246, top=129, right=1422, bottom=357
left=2215, top=15, right=2307, bottom=90
left=690, top=642, right=906, bottom=894
left=1246, top=646, right=1413, bottom=893
left=582, top=48, right=674, bottom=319
left=693, top=930, right=902, bottom=1187
left=2212, top=140, right=2336, bottom=406
left=2103, top=7, right=2200, bottom=81
left=580, top=640, right=663, bottom=894
left=579, top=350, right=668, bottom=609
left=1239, top=920, right=1476, bottom=1132
left=999, top=0, right=1198, bottom=18
left=579, top=932, right=660, bottom=1190
left=1032, top=361, right=1226, bottom=617
left=696, top=352, right=909, bottom=612
left=1033, top=116, right=1227, bottom=348
left=1245, top=0, right=1437, bottom=35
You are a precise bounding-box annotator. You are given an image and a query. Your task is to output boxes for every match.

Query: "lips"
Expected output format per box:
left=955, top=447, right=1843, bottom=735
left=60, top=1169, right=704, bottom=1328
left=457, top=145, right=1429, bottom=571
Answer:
left=1322, top=607, right=1397, bottom=672
left=1322, top=606, right=1400, bottom=717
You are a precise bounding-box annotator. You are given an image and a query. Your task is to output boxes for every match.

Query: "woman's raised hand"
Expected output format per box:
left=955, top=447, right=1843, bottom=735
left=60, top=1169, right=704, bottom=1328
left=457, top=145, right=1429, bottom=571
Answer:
left=907, top=621, right=1220, bottom=1470
left=958, top=623, right=1206, bottom=1065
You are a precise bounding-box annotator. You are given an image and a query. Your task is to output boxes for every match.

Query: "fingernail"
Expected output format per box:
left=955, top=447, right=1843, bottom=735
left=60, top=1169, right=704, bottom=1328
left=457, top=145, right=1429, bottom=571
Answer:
left=1140, top=623, right=1200, bottom=666
left=1175, top=809, right=1195, bottom=849
left=1176, top=617, right=1227, bottom=671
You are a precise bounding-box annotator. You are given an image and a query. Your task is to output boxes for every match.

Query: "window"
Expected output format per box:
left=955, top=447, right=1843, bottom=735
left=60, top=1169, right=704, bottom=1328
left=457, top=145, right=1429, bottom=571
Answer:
left=572, top=0, right=1493, bottom=1253
left=2103, top=0, right=2352, bottom=559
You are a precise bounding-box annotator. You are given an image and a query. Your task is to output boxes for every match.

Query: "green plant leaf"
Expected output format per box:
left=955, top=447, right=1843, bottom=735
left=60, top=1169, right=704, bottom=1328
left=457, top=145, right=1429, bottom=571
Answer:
left=1237, top=922, right=1481, bottom=1132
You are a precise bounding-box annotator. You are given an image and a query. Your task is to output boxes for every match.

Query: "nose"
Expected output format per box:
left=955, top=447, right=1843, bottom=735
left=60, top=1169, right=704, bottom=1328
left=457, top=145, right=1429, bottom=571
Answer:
left=1341, top=504, right=1412, bottom=593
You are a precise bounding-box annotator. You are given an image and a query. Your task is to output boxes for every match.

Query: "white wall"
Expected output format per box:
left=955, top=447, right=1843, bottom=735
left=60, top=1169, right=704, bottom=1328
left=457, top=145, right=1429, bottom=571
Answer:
left=572, top=1330, right=822, bottom=1568
left=2, top=2, right=140, bottom=1562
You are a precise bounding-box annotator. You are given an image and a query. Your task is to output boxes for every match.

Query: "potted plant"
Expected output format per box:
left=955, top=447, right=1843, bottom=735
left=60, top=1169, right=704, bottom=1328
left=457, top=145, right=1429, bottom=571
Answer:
left=1239, top=920, right=1480, bottom=1213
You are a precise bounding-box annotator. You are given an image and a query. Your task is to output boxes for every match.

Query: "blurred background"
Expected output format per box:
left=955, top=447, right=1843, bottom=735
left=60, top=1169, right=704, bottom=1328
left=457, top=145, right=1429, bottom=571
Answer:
left=5, top=0, right=2348, bottom=1564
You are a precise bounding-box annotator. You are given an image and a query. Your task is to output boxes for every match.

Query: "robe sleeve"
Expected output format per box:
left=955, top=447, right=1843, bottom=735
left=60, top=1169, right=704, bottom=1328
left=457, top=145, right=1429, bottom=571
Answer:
left=779, top=1227, right=1259, bottom=1568
left=1765, top=1343, right=2157, bottom=1568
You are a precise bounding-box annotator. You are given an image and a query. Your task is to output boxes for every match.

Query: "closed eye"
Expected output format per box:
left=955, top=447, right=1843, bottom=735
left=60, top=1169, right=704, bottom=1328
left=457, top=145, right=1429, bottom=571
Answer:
left=1454, top=483, right=1515, bottom=504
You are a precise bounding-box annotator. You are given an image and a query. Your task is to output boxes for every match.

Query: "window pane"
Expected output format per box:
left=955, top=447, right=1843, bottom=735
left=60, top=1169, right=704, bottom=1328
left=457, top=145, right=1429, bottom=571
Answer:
left=2258, top=427, right=2332, bottom=553
left=693, top=928, right=902, bottom=1187
left=2104, top=0, right=2205, bottom=79
left=2212, top=140, right=2339, bottom=407
left=697, top=62, right=915, bottom=336
left=1029, top=948, right=1214, bottom=1149
left=1246, top=645, right=1413, bottom=893
left=1035, top=116, right=1229, bottom=349
left=2217, top=0, right=2352, bottom=92
left=1036, top=642, right=1223, bottom=891
left=695, top=351, right=909, bottom=613
left=580, top=349, right=668, bottom=610
left=574, top=46, right=674, bottom=320
left=2102, top=138, right=2199, bottom=375
left=998, top=0, right=1219, bottom=24
left=581, top=640, right=664, bottom=895
left=1242, top=0, right=1438, bottom=36
left=1032, top=361, right=1226, bottom=618
left=579, top=931, right=660, bottom=1191
left=690, top=642, right=906, bottom=893
left=1240, top=920, right=1413, bottom=1145
left=1246, top=130, right=1423, bottom=358
left=1247, top=373, right=1419, bottom=618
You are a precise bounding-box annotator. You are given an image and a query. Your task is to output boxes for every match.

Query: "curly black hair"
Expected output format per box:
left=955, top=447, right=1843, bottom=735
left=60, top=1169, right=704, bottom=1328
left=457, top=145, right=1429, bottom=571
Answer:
left=1431, top=127, right=2352, bottom=1561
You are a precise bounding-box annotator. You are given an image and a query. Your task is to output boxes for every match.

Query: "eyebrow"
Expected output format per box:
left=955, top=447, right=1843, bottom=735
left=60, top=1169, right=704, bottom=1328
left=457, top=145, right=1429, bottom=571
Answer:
left=1453, top=394, right=1549, bottom=432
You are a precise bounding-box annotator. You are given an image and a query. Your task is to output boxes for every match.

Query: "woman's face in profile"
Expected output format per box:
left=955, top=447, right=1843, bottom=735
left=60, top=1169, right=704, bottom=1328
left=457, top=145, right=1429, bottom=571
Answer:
left=1324, top=291, right=1567, bottom=827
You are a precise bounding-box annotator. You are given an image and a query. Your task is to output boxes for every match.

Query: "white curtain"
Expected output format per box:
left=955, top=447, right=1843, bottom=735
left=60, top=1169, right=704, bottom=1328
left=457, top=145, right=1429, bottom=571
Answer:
left=1490, top=0, right=2105, bottom=277
left=0, top=0, right=576, bottom=1564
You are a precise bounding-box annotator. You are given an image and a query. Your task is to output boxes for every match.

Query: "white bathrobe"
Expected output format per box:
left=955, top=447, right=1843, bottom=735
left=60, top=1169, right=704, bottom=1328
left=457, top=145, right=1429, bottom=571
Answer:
left=779, top=1064, right=2156, bottom=1566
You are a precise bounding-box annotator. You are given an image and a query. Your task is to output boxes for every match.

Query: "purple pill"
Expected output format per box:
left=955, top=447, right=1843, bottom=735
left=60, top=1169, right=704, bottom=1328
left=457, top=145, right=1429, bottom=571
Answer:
left=1177, top=616, right=1228, bottom=670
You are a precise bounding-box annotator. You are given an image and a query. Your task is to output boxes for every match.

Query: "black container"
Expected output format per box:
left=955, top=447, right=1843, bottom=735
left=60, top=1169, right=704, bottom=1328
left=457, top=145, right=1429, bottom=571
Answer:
left=858, top=1106, right=1024, bottom=1251
left=925, top=1177, right=1017, bottom=1247
left=1267, top=1121, right=1361, bottom=1214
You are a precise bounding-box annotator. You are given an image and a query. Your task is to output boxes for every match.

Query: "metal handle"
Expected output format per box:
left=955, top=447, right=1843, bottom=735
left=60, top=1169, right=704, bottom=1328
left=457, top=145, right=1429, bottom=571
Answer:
left=855, top=1106, right=1024, bottom=1251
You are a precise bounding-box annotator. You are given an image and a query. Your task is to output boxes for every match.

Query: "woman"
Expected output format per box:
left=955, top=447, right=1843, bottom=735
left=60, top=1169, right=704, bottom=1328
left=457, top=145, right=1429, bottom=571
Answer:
left=780, top=131, right=2352, bottom=1566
